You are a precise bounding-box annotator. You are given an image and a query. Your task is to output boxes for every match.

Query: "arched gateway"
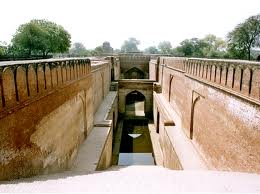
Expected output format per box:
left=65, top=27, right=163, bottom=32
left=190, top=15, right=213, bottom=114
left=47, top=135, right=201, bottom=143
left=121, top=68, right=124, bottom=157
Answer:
left=125, top=90, right=145, bottom=116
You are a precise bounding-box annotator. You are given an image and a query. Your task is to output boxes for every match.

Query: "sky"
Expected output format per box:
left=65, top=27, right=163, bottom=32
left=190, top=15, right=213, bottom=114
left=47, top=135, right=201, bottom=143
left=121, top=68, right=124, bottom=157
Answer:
left=0, top=0, right=260, bottom=50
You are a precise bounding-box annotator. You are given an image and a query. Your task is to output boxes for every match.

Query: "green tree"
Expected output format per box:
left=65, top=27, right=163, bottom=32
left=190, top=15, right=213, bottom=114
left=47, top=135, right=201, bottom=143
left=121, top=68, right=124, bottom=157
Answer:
left=176, top=39, right=194, bottom=56
left=102, top=41, right=113, bottom=53
left=176, top=38, right=209, bottom=57
left=144, top=46, right=159, bottom=54
left=91, top=46, right=104, bottom=56
left=176, top=35, right=227, bottom=58
left=11, top=19, right=71, bottom=57
left=158, top=41, right=172, bottom=54
left=201, top=34, right=227, bottom=58
left=227, top=14, right=260, bottom=60
left=0, top=41, right=7, bottom=57
left=121, top=37, right=140, bottom=52
left=69, top=42, right=89, bottom=56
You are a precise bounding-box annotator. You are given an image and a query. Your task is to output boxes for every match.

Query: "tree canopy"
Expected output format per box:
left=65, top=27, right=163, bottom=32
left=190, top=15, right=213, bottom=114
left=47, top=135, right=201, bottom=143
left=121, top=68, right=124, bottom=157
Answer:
left=176, top=35, right=226, bottom=58
left=1, top=14, right=259, bottom=60
left=69, top=42, right=89, bottom=56
left=102, top=41, right=113, bottom=53
left=144, top=46, right=159, bottom=54
left=158, top=41, right=172, bottom=54
left=91, top=46, right=104, bottom=56
left=121, top=38, right=140, bottom=52
left=11, top=19, right=71, bottom=57
left=88, top=41, right=114, bottom=56
left=0, top=41, right=7, bottom=57
left=227, top=14, right=260, bottom=60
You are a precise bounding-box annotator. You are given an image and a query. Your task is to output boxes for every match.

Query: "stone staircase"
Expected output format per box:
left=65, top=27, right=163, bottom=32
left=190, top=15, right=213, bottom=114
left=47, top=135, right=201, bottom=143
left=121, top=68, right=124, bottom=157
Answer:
left=0, top=165, right=260, bottom=192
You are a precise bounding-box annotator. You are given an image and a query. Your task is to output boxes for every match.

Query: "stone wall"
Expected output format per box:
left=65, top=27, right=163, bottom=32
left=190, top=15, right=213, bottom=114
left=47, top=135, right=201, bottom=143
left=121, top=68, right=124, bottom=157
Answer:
left=91, top=60, right=111, bottom=114
left=0, top=58, right=111, bottom=180
left=95, top=92, right=118, bottom=171
left=115, top=58, right=120, bottom=80
left=149, top=59, right=157, bottom=81
left=119, top=54, right=150, bottom=79
left=152, top=57, right=260, bottom=173
left=103, top=56, right=120, bottom=81
left=118, top=80, right=154, bottom=117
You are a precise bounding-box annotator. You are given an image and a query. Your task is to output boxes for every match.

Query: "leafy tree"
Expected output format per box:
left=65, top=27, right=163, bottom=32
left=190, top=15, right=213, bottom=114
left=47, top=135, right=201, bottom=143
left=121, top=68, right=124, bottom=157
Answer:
left=171, top=48, right=184, bottom=57
left=0, top=41, right=7, bottom=57
left=176, top=36, right=227, bottom=58
left=0, top=47, right=4, bottom=57
left=91, top=46, right=104, bottom=56
left=144, top=46, right=159, bottom=54
left=102, top=41, right=113, bottom=53
left=176, top=39, right=194, bottom=56
left=227, top=14, right=260, bottom=60
left=158, top=41, right=172, bottom=54
left=69, top=42, right=89, bottom=56
left=201, top=34, right=227, bottom=58
left=176, top=38, right=208, bottom=57
left=121, top=37, right=140, bottom=52
left=11, top=19, right=71, bottom=57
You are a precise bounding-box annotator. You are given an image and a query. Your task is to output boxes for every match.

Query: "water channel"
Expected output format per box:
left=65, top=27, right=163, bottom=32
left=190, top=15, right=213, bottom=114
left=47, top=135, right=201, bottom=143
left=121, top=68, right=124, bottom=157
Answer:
left=118, top=118, right=154, bottom=165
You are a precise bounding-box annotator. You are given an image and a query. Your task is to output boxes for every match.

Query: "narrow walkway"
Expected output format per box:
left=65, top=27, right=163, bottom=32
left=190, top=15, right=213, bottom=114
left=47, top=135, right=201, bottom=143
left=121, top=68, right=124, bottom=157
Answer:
left=154, top=93, right=207, bottom=169
left=148, top=122, right=164, bottom=166
left=72, top=91, right=117, bottom=172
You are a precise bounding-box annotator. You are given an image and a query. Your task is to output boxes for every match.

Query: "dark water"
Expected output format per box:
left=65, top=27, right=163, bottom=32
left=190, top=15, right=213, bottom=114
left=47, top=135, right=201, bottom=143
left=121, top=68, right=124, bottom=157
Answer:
left=118, top=119, right=154, bottom=165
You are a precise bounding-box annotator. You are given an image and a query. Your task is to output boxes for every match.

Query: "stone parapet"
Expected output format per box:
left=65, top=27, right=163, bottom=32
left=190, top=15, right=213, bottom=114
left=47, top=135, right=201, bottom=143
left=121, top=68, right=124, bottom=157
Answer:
left=0, top=58, right=112, bottom=180
left=0, top=58, right=91, bottom=115
left=158, top=57, right=260, bottom=102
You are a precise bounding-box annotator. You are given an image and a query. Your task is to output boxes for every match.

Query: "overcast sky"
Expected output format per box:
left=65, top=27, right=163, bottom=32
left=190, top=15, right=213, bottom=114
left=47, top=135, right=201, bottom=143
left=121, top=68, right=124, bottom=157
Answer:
left=0, top=0, right=259, bottom=49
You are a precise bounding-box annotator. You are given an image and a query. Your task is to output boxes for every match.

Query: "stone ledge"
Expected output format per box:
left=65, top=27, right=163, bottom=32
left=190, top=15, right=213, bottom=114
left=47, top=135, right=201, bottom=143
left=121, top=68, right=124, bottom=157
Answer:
left=71, top=126, right=111, bottom=172
left=0, top=57, right=91, bottom=67
left=153, top=92, right=175, bottom=123
left=118, top=79, right=156, bottom=83
left=148, top=123, right=163, bottom=166
left=161, top=63, right=186, bottom=73
left=185, top=74, right=260, bottom=106
left=154, top=93, right=207, bottom=170
left=165, top=125, right=207, bottom=170
left=94, top=91, right=118, bottom=125
left=72, top=91, right=118, bottom=172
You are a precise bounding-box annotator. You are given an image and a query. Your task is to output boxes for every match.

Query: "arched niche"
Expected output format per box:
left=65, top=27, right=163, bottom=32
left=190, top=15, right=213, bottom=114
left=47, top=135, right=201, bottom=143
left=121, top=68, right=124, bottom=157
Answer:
left=27, top=65, right=37, bottom=97
left=45, top=64, right=52, bottom=90
left=37, top=64, right=45, bottom=93
left=16, top=66, right=28, bottom=102
left=2, top=67, right=16, bottom=107
left=125, top=90, right=145, bottom=116
left=124, top=67, right=145, bottom=79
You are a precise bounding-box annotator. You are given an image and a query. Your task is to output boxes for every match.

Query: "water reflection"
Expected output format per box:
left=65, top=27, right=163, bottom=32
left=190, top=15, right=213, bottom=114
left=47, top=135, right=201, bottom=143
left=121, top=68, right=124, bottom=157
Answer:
left=118, top=153, right=154, bottom=165
left=128, top=133, right=142, bottom=138
left=119, top=119, right=155, bottom=165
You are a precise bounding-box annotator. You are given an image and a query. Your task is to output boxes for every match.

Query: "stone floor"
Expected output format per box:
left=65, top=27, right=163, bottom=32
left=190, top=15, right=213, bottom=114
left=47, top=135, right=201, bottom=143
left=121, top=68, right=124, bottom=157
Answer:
left=0, top=165, right=260, bottom=192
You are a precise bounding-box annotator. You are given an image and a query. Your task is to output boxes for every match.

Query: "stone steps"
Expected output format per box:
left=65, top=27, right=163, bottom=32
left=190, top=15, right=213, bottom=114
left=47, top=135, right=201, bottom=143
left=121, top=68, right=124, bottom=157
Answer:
left=1, top=165, right=260, bottom=192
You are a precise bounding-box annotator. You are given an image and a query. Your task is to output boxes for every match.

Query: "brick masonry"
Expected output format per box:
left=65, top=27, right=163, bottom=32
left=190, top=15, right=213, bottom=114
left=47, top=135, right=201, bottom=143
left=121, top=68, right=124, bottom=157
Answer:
left=151, top=57, right=260, bottom=173
left=0, top=58, right=111, bottom=180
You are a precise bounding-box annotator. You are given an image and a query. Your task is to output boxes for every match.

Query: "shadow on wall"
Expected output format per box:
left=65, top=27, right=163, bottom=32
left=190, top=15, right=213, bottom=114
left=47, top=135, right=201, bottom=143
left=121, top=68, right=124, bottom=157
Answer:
left=124, top=67, right=145, bottom=79
left=125, top=90, right=145, bottom=116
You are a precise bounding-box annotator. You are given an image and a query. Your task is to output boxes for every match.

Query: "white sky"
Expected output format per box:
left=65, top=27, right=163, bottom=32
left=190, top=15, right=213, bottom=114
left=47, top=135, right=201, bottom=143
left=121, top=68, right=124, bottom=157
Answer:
left=0, top=0, right=259, bottom=49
